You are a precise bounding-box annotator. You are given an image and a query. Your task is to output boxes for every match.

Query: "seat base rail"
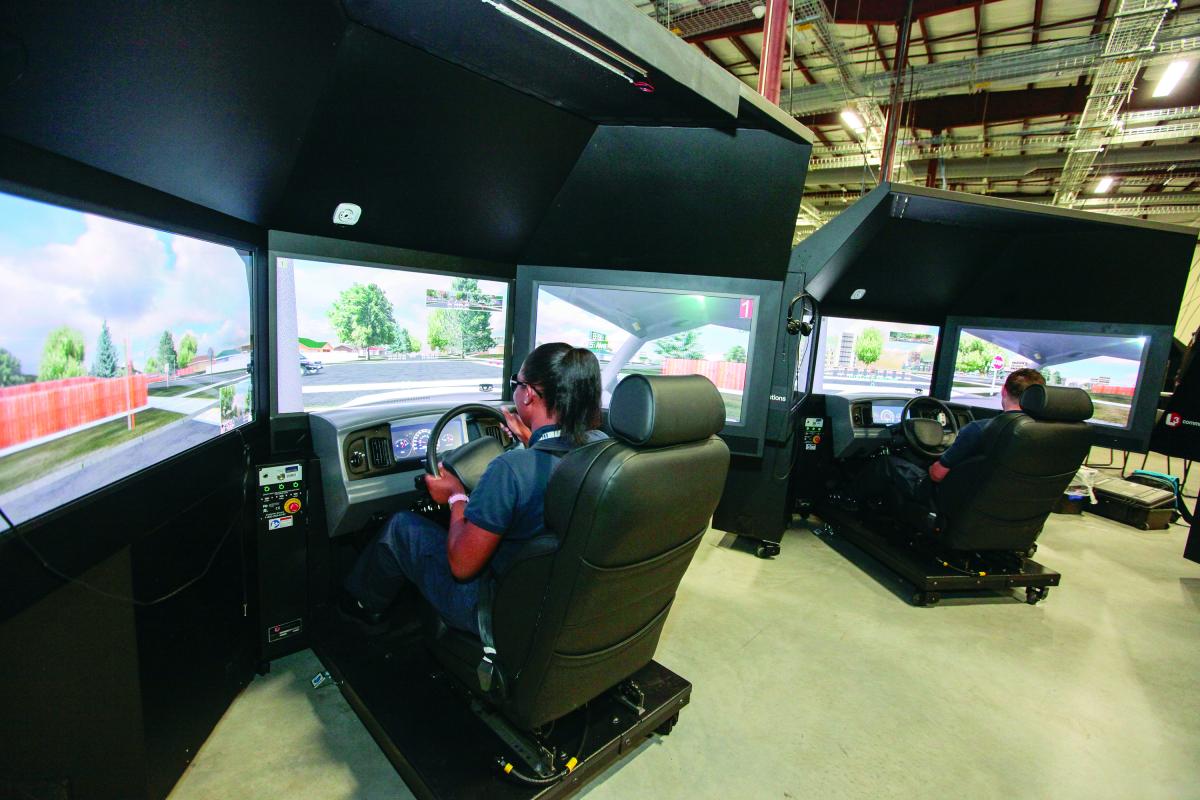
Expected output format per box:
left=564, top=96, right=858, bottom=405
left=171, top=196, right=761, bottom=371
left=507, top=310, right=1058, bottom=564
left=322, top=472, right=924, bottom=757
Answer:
left=312, top=604, right=691, bottom=799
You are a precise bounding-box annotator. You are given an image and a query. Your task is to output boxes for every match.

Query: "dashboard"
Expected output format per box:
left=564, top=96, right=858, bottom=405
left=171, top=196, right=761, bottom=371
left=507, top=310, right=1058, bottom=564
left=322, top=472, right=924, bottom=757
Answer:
left=308, top=403, right=508, bottom=537
left=827, top=394, right=977, bottom=459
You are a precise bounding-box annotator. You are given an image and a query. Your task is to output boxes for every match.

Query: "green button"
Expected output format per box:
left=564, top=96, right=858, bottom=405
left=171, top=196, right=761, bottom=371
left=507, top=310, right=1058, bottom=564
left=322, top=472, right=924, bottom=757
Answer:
left=292, top=481, right=299, bottom=488
left=262, top=486, right=269, bottom=493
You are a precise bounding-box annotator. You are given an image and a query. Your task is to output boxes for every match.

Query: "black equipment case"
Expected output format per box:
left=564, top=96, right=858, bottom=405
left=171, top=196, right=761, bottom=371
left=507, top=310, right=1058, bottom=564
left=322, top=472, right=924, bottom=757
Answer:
left=1090, top=476, right=1177, bottom=531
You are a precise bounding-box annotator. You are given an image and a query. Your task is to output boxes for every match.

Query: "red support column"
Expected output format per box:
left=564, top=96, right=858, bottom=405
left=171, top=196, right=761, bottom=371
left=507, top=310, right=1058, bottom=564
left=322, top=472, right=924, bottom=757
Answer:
left=757, top=0, right=789, bottom=104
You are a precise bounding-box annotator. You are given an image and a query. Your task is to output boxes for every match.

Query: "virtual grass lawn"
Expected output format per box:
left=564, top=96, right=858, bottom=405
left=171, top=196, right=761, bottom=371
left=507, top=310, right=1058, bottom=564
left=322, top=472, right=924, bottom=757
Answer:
left=0, top=408, right=185, bottom=495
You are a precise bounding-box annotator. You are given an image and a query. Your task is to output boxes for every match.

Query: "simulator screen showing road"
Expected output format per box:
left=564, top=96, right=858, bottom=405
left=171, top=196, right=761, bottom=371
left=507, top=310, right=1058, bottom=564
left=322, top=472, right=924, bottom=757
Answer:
left=275, top=260, right=508, bottom=413
left=534, top=285, right=755, bottom=423
left=813, top=317, right=940, bottom=397
left=0, top=191, right=254, bottom=527
left=950, top=327, right=1149, bottom=427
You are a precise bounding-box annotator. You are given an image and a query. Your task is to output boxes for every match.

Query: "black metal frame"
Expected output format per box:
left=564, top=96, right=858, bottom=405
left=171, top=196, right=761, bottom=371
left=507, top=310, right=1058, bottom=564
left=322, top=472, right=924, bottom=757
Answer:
left=812, top=502, right=1060, bottom=606
left=310, top=607, right=690, bottom=800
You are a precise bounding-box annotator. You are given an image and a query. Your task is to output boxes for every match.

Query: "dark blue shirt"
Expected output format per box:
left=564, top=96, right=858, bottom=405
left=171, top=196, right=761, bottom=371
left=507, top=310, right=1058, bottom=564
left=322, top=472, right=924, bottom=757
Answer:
left=464, top=424, right=608, bottom=575
left=938, top=410, right=1022, bottom=469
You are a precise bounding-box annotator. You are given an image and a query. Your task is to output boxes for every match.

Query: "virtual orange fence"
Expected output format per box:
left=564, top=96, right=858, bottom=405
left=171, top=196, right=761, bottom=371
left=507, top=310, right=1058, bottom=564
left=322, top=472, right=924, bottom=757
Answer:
left=0, top=375, right=152, bottom=449
left=660, top=359, right=746, bottom=392
left=1087, top=384, right=1135, bottom=400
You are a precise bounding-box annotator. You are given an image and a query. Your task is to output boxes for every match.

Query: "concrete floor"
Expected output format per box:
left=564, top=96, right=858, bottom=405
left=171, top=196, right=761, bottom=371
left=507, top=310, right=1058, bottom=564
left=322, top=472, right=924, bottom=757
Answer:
left=171, top=452, right=1200, bottom=800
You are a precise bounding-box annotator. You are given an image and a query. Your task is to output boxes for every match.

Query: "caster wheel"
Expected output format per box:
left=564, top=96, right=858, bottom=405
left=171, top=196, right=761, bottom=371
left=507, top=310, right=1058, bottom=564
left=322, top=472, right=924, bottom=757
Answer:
left=912, top=592, right=928, bottom=607
left=654, top=712, right=679, bottom=736
left=756, top=542, right=781, bottom=559
left=1025, top=586, right=1049, bottom=605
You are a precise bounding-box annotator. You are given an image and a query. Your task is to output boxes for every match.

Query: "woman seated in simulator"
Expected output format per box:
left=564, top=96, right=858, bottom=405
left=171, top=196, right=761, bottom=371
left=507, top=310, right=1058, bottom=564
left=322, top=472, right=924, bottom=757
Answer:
left=341, top=342, right=608, bottom=632
left=862, top=368, right=1047, bottom=514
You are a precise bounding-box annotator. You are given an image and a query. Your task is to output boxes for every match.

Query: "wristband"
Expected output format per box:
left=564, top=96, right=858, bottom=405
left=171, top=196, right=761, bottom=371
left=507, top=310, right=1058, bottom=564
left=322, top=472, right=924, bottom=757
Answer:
left=447, top=493, right=469, bottom=507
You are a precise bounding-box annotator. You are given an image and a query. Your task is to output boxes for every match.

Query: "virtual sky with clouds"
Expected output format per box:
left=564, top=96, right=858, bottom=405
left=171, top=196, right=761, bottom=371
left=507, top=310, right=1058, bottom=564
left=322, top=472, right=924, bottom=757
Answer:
left=0, top=191, right=252, bottom=375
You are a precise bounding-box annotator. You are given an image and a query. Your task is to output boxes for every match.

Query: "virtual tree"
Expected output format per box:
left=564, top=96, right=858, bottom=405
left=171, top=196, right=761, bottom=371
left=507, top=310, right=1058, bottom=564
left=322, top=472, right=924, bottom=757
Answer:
left=92, top=321, right=120, bottom=378
left=38, top=326, right=86, bottom=381
left=157, top=330, right=177, bottom=373
left=427, top=278, right=496, bottom=358
left=654, top=331, right=704, bottom=360
left=854, top=327, right=883, bottom=368
left=178, top=333, right=198, bottom=369
left=328, top=283, right=398, bottom=359
left=0, top=348, right=24, bottom=386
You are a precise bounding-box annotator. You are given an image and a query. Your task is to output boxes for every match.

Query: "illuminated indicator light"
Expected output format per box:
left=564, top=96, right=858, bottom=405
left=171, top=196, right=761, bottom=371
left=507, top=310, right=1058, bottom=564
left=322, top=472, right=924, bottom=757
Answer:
left=1153, top=60, right=1190, bottom=97
left=1094, top=176, right=1114, bottom=193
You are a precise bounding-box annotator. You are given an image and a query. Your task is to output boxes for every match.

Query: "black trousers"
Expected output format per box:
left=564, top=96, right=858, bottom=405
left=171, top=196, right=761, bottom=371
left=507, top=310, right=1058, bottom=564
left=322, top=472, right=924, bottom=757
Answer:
left=858, top=455, right=935, bottom=515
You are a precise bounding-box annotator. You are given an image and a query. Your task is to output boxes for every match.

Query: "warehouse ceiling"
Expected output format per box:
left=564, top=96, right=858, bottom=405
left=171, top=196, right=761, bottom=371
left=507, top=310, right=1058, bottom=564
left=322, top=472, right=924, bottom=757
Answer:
left=628, top=0, right=1200, bottom=239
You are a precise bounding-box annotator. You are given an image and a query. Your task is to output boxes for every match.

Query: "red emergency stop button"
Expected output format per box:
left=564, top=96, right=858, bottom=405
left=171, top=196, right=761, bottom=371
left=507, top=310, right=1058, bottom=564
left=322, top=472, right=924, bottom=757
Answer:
left=812, top=435, right=822, bottom=445
left=283, top=498, right=302, bottom=514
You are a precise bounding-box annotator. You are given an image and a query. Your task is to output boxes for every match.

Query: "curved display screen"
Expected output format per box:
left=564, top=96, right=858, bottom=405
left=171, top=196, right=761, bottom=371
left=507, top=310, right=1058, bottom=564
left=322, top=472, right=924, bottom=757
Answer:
left=0, top=191, right=254, bottom=528
left=812, top=317, right=941, bottom=398
left=949, top=326, right=1151, bottom=429
left=533, top=284, right=756, bottom=422
left=275, top=259, right=508, bottom=414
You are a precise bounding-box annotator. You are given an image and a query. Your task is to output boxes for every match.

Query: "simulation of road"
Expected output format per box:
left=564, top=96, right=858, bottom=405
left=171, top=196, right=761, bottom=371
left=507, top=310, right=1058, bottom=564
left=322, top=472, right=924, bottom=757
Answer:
left=1, top=419, right=218, bottom=526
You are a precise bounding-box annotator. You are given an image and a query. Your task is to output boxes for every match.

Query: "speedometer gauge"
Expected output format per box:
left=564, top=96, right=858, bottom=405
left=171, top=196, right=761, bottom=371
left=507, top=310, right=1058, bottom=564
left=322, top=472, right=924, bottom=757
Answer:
left=412, top=429, right=431, bottom=455
left=393, top=434, right=412, bottom=459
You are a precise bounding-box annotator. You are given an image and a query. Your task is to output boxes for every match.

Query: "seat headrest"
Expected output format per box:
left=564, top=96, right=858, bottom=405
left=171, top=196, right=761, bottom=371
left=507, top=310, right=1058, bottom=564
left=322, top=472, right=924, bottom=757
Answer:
left=1019, top=384, right=1094, bottom=422
left=609, top=374, right=725, bottom=447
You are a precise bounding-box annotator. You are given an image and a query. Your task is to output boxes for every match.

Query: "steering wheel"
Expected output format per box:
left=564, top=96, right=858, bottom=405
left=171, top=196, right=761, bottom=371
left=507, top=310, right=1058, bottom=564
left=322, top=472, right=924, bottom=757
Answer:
left=900, top=396, right=960, bottom=459
left=425, top=404, right=515, bottom=493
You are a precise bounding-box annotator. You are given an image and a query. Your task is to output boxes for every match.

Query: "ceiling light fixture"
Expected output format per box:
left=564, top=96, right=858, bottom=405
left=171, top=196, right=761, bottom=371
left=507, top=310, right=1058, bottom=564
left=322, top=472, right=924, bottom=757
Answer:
left=1094, top=176, right=1114, bottom=193
left=1153, top=60, right=1190, bottom=98
left=840, top=109, right=866, bottom=134
left=481, top=0, right=647, bottom=85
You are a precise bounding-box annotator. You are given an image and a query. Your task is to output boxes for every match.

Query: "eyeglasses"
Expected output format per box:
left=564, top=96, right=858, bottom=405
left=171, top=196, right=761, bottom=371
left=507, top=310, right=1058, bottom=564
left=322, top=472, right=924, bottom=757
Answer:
left=509, top=373, right=542, bottom=397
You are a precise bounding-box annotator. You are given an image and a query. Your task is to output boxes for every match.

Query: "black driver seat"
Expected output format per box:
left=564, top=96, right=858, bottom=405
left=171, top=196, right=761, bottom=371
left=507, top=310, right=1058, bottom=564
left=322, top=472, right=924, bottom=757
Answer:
left=427, top=374, right=731, bottom=731
left=928, top=384, right=1094, bottom=552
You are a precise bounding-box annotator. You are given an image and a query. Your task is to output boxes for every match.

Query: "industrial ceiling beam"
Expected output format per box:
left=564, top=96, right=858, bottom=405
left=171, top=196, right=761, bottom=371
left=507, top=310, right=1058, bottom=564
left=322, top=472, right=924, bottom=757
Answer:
left=730, top=35, right=760, bottom=70
left=866, top=23, right=891, bottom=71
left=919, top=17, right=936, bottom=63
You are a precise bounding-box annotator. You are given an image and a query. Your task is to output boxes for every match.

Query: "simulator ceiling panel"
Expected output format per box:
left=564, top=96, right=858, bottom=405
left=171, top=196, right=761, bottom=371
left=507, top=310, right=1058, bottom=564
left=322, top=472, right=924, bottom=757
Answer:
left=799, top=184, right=1195, bottom=327
left=522, top=126, right=811, bottom=279
left=342, top=0, right=739, bottom=127
left=0, top=0, right=344, bottom=224
left=0, top=0, right=811, bottom=268
left=271, top=23, right=596, bottom=261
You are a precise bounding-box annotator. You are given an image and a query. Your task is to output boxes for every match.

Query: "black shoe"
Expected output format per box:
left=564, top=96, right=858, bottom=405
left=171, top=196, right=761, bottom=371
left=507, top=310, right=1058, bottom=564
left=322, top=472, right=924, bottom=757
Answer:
left=339, top=593, right=388, bottom=630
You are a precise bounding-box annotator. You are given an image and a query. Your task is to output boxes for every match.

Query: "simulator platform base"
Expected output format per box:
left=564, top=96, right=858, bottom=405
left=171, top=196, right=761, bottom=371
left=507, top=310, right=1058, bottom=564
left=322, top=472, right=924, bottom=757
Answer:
left=812, top=505, right=1061, bottom=606
left=312, top=610, right=690, bottom=800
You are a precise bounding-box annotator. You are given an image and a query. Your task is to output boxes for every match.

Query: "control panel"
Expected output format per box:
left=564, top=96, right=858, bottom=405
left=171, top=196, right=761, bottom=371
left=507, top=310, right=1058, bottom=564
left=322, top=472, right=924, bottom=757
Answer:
left=258, top=462, right=306, bottom=529
left=802, top=416, right=825, bottom=451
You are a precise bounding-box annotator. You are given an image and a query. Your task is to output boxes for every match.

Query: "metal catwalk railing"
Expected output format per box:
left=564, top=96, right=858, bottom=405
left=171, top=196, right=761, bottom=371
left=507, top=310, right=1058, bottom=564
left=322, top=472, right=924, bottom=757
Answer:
left=1054, top=0, right=1175, bottom=207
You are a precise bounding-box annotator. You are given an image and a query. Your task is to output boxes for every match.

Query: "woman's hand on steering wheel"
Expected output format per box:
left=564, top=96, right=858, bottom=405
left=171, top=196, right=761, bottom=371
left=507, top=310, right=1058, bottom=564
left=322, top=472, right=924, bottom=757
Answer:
left=424, top=466, right=465, bottom=504
left=501, top=406, right=531, bottom=446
